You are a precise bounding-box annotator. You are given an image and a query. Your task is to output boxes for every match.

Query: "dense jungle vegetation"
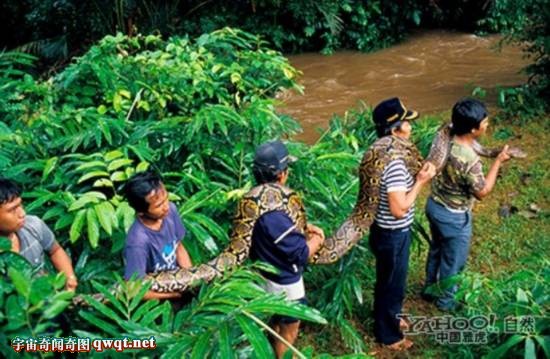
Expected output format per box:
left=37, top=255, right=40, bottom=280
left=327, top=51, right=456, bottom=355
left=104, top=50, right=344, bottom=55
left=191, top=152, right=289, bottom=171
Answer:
left=0, top=0, right=548, bottom=358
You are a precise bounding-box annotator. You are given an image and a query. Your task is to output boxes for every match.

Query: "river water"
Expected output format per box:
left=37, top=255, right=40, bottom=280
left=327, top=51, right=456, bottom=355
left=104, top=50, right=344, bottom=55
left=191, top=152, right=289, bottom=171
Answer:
left=278, top=31, right=529, bottom=143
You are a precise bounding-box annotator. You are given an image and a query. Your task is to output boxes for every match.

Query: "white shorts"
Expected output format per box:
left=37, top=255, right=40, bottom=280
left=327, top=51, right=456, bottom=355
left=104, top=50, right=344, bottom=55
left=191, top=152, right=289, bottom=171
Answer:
left=263, top=277, right=305, bottom=301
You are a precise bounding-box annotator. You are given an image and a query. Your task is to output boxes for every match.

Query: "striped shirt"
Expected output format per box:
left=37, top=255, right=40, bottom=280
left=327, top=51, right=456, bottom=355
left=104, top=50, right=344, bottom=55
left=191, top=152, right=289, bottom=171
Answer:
left=375, top=159, right=415, bottom=229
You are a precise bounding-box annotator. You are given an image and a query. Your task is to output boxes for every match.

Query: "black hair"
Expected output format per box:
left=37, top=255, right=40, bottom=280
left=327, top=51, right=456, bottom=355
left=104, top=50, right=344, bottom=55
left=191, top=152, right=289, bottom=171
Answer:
left=253, top=166, right=283, bottom=184
left=376, top=121, right=404, bottom=138
left=124, top=170, right=163, bottom=213
left=450, top=98, right=488, bottom=136
left=0, top=178, right=21, bottom=205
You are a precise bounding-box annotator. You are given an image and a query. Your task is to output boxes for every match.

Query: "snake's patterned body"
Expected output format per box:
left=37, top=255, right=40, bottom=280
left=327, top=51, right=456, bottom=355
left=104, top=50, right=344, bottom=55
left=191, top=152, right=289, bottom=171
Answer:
left=148, top=183, right=308, bottom=292
left=77, top=122, right=524, bottom=298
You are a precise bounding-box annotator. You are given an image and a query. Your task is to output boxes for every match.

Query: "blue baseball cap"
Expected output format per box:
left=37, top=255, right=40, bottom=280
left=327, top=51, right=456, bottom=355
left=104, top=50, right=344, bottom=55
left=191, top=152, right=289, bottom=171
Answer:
left=253, top=140, right=296, bottom=173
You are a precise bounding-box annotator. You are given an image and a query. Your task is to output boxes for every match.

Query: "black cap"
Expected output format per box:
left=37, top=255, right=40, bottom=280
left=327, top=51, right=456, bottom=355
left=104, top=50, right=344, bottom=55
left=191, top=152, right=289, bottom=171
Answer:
left=253, top=140, right=296, bottom=173
left=373, top=97, right=419, bottom=131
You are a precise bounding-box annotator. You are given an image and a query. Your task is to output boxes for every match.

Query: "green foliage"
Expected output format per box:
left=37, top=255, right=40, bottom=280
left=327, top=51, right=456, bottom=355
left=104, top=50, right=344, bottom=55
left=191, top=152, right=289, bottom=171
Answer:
left=446, top=255, right=550, bottom=358
left=3, top=25, right=543, bottom=357
left=1, top=28, right=302, bottom=265
left=173, top=0, right=426, bottom=54
left=0, top=29, right=323, bottom=356
left=494, top=85, right=547, bottom=122
left=0, top=237, right=75, bottom=358
left=471, top=84, right=547, bottom=123
left=2, top=0, right=429, bottom=61
left=77, top=264, right=326, bottom=357
left=482, top=0, right=549, bottom=111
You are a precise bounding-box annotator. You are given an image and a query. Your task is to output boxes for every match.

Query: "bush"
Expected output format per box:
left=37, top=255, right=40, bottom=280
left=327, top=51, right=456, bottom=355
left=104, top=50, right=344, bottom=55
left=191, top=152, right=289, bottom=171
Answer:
left=2, top=0, right=428, bottom=61
left=481, top=0, right=550, bottom=112
left=448, top=255, right=550, bottom=358
left=0, top=28, right=331, bottom=357
left=9, top=27, right=534, bottom=357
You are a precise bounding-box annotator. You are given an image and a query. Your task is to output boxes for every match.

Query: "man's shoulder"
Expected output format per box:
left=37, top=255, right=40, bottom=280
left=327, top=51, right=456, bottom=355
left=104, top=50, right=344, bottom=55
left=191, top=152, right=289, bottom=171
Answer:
left=258, top=210, right=292, bottom=225
left=256, top=210, right=300, bottom=241
left=21, top=215, right=48, bottom=237
left=383, top=158, right=408, bottom=176
left=167, top=202, right=183, bottom=223
left=451, top=142, right=478, bottom=161
left=450, top=142, right=480, bottom=171
left=125, top=219, right=151, bottom=247
left=168, top=201, right=178, bottom=212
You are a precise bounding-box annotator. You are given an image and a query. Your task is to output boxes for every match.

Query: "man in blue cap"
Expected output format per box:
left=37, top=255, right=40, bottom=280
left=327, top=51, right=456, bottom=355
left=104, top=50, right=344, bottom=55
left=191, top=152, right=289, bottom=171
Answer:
left=249, top=140, right=325, bottom=358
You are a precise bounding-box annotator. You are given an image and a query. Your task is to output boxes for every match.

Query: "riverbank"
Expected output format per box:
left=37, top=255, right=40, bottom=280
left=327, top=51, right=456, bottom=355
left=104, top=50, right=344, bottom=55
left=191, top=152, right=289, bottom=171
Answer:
left=297, top=113, right=550, bottom=357
left=278, top=30, right=530, bottom=143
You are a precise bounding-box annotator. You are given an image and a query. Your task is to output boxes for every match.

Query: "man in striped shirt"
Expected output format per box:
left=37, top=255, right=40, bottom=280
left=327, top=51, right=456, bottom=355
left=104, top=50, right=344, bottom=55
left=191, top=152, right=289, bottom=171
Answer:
left=369, top=98, right=435, bottom=351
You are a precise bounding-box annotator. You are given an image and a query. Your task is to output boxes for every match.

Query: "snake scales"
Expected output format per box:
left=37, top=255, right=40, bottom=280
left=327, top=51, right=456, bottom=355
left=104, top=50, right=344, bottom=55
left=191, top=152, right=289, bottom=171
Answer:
left=130, top=135, right=423, bottom=293
left=74, top=122, right=525, bottom=301
left=144, top=122, right=524, bottom=292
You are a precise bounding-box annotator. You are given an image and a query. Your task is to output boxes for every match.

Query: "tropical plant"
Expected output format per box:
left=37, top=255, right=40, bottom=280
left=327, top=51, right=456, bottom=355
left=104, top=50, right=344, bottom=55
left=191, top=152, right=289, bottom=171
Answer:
left=5, top=25, right=538, bottom=358
left=443, top=254, right=550, bottom=358
left=480, top=0, right=549, bottom=116
left=0, top=238, right=75, bottom=358
left=0, top=28, right=324, bottom=356
left=75, top=263, right=327, bottom=358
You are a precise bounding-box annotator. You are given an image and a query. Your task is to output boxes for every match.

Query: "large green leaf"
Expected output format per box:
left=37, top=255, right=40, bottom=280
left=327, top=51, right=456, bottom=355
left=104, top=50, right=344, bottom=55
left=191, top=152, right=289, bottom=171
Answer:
left=235, top=313, right=274, bottom=358
left=29, top=276, right=53, bottom=306
left=43, top=299, right=70, bottom=319
left=191, top=331, right=213, bottom=359
left=486, top=334, right=525, bottom=359
left=69, top=210, right=86, bottom=243
left=79, top=310, right=120, bottom=337
left=8, top=267, right=30, bottom=298
left=0, top=236, right=11, bottom=251
left=81, top=292, right=123, bottom=323
left=86, top=208, right=100, bottom=248
left=218, top=322, right=233, bottom=359
left=94, top=201, right=116, bottom=235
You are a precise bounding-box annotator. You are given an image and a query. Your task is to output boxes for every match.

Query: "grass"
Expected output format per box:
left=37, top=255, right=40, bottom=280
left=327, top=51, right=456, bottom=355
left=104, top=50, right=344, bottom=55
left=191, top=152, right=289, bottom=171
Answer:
left=297, top=113, right=550, bottom=358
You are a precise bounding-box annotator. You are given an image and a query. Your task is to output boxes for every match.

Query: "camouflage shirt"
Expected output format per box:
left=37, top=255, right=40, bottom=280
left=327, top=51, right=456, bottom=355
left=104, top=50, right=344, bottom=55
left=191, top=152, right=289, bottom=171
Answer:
left=431, top=141, right=486, bottom=211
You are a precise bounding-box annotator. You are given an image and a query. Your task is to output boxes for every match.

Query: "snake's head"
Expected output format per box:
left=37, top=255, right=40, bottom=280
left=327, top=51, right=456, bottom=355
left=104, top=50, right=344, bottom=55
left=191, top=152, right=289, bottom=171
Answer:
left=508, top=147, right=527, bottom=159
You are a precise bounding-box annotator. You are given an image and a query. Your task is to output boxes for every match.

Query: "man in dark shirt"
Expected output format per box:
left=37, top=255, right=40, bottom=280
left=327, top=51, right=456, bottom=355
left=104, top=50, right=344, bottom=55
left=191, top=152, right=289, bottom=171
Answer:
left=249, top=140, right=325, bottom=358
left=123, top=170, right=192, bottom=301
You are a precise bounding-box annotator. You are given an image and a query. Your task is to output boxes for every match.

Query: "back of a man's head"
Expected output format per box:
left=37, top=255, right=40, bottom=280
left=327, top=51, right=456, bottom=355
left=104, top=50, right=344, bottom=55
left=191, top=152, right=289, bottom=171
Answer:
left=0, top=178, right=21, bottom=206
left=451, top=98, right=488, bottom=136
left=124, top=170, right=163, bottom=213
left=252, top=141, right=290, bottom=184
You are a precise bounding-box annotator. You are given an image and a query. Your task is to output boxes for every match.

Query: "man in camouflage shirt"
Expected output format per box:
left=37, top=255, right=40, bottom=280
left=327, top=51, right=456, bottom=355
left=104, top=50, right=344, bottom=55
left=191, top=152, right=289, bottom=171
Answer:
left=431, top=140, right=486, bottom=211
left=422, top=98, right=512, bottom=311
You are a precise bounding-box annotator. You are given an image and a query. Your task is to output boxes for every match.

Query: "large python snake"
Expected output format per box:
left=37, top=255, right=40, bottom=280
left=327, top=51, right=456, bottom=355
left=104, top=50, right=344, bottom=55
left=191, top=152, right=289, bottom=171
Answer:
left=74, top=122, right=525, bottom=300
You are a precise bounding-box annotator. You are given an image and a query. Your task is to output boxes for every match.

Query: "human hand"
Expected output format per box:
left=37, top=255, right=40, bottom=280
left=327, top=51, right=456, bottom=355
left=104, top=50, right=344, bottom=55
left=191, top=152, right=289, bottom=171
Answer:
left=416, top=162, right=436, bottom=184
left=307, top=224, right=325, bottom=246
left=65, top=274, right=78, bottom=292
left=497, top=145, right=511, bottom=163
left=307, top=224, right=324, bottom=238
left=310, top=232, right=325, bottom=246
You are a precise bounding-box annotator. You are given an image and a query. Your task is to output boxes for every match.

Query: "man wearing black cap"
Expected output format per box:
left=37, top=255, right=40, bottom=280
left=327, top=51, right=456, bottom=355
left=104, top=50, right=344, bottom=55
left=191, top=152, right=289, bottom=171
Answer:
left=369, top=98, right=435, bottom=351
left=249, top=140, right=325, bottom=358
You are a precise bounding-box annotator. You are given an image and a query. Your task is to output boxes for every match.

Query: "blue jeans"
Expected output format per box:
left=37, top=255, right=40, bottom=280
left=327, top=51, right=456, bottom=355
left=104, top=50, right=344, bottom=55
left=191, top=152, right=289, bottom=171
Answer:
left=424, top=197, right=472, bottom=310
left=369, top=223, right=411, bottom=345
